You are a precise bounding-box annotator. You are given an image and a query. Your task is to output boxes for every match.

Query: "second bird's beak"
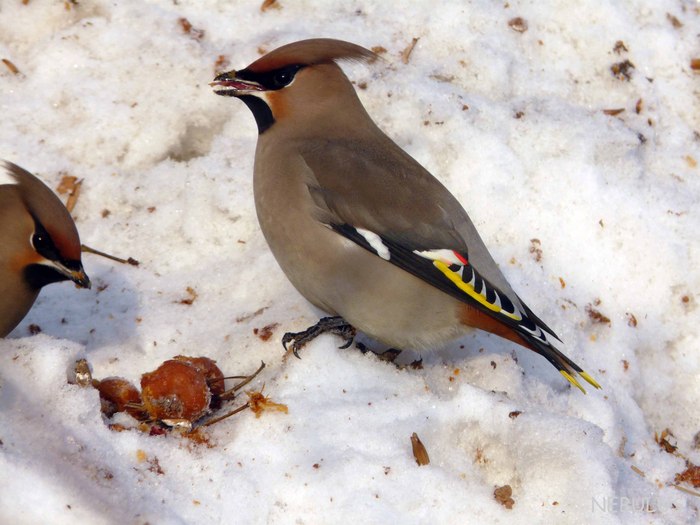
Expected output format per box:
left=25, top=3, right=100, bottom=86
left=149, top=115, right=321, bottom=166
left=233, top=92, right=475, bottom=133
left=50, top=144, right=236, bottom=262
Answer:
left=53, top=261, right=91, bottom=289
left=70, top=267, right=91, bottom=289
left=211, top=71, right=264, bottom=97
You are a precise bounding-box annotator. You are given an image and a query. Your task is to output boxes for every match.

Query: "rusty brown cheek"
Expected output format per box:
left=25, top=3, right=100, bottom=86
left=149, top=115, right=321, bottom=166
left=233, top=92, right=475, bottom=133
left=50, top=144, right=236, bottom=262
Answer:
left=265, top=91, right=288, bottom=121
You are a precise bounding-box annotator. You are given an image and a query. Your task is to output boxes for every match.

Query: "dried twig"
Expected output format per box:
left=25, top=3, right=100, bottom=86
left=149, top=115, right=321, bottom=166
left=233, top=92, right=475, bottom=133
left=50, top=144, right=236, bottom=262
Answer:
left=65, top=179, right=83, bottom=213
left=401, top=37, right=419, bottom=65
left=81, top=244, right=140, bottom=266
left=2, top=58, right=20, bottom=75
left=201, top=402, right=250, bottom=427
left=673, top=484, right=700, bottom=498
left=220, top=361, right=266, bottom=401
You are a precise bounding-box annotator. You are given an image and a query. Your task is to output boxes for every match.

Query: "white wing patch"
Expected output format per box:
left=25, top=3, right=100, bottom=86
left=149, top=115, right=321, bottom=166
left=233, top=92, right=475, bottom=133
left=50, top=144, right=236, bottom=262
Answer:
left=356, top=228, right=391, bottom=261
left=413, top=249, right=464, bottom=266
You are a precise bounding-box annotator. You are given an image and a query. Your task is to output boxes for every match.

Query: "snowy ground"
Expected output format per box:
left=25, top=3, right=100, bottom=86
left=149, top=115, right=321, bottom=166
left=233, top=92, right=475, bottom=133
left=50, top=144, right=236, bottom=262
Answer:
left=1, top=1, right=699, bottom=523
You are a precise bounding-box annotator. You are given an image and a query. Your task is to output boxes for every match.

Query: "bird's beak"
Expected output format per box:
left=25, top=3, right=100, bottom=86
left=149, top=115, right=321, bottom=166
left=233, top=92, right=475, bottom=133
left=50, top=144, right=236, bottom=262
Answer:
left=70, top=267, right=91, bottom=289
left=52, top=261, right=91, bottom=289
left=211, top=71, right=264, bottom=97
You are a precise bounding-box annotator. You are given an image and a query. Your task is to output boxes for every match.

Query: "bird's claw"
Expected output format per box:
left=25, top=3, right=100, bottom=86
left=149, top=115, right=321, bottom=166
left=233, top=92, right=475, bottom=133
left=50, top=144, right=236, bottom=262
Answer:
left=357, top=344, right=402, bottom=363
left=282, top=316, right=356, bottom=358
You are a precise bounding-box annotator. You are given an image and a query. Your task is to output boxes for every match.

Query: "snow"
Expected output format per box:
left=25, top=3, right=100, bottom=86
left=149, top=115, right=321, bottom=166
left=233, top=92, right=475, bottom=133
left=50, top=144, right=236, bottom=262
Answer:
left=1, top=0, right=699, bottom=523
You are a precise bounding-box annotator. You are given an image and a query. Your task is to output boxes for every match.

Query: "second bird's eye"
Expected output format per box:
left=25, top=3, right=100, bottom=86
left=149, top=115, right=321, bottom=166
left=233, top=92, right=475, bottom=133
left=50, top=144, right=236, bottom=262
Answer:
left=30, top=221, right=59, bottom=260
left=32, top=232, right=50, bottom=253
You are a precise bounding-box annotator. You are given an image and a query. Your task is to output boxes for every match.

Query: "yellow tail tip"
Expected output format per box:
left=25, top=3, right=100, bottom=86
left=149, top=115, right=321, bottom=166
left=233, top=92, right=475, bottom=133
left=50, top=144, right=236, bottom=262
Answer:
left=579, top=371, right=602, bottom=390
left=560, top=370, right=587, bottom=394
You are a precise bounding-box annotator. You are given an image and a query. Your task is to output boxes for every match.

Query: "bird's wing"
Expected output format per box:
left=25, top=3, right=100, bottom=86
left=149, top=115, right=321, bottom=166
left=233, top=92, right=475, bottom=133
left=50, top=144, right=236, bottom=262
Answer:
left=298, top=136, right=529, bottom=310
left=298, top=137, right=600, bottom=392
left=329, top=222, right=558, bottom=344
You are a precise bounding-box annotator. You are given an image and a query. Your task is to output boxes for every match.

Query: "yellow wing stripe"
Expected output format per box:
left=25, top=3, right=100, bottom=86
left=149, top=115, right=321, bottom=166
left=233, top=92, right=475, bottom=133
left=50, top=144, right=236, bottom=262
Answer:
left=433, top=261, right=602, bottom=394
left=433, top=260, right=521, bottom=321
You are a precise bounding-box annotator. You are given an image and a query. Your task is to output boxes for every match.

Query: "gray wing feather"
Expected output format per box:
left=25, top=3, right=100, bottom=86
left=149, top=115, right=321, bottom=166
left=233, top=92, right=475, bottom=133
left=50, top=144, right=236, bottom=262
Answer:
left=298, top=135, right=523, bottom=307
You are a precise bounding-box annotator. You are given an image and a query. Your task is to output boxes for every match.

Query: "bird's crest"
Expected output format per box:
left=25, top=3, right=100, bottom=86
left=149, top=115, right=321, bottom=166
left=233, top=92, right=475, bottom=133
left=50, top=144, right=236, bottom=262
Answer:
left=1, top=161, right=82, bottom=261
left=246, top=38, right=378, bottom=73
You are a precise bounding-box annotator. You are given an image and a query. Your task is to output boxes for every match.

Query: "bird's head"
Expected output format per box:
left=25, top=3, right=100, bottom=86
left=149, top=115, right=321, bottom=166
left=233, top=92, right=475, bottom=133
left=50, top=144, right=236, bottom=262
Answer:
left=212, top=38, right=379, bottom=134
left=0, top=161, right=90, bottom=291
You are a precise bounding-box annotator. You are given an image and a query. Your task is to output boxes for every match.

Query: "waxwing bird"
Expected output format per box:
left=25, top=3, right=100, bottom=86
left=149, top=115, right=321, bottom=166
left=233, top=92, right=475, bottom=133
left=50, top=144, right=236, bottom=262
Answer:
left=212, top=38, right=599, bottom=393
left=0, top=161, right=91, bottom=337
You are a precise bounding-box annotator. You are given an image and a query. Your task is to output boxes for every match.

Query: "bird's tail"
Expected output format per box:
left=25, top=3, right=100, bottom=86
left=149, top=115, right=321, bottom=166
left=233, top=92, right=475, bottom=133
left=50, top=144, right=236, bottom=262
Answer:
left=524, top=335, right=601, bottom=394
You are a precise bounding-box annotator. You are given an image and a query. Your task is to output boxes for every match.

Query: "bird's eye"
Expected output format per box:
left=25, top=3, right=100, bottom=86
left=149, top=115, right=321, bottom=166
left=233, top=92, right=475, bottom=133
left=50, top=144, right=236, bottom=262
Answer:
left=32, top=232, right=49, bottom=251
left=269, top=65, right=302, bottom=89
left=30, top=221, right=59, bottom=260
left=273, top=71, right=292, bottom=87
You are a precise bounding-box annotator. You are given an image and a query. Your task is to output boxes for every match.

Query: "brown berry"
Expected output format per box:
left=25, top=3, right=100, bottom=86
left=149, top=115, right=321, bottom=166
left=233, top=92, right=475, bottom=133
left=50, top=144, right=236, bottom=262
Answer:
left=141, top=360, right=211, bottom=422
left=173, top=355, right=225, bottom=409
left=95, top=377, right=145, bottom=420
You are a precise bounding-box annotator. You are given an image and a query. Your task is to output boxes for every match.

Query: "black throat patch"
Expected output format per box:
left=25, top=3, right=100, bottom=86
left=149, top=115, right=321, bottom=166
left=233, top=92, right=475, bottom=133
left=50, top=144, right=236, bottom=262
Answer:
left=238, top=95, right=274, bottom=134
left=23, top=264, right=69, bottom=290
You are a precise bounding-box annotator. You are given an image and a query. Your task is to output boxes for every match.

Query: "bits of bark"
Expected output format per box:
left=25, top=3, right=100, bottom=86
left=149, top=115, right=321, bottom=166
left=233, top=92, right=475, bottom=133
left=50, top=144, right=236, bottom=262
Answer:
left=401, top=38, right=419, bottom=65
left=1, top=58, right=20, bottom=75
left=410, top=432, right=430, bottom=466
left=214, top=54, right=230, bottom=73
left=666, top=13, right=683, bottom=29
left=585, top=301, right=611, bottom=325
left=253, top=322, right=279, bottom=342
left=178, top=17, right=205, bottom=41
left=236, top=306, right=269, bottom=323
left=655, top=428, right=677, bottom=454
left=494, top=485, right=515, bottom=509
left=603, top=108, right=625, bottom=116
left=675, top=463, right=700, bottom=488
left=178, top=286, right=198, bottom=305
left=611, top=60, right=635, bottom=81
left=613, top=40, right=628, bottom=54
left=260, top=0, right=280, bottom=11
left=508, top=17, right=528, bottom=33
left=57, top=174, right=82, bottom=213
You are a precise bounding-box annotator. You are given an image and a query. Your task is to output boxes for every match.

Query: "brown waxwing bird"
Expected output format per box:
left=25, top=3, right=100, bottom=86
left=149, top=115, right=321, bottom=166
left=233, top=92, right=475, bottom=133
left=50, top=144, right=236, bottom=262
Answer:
left=0, top=160, right=91, bottom=337
left=212, top=38, right=600, bottom=393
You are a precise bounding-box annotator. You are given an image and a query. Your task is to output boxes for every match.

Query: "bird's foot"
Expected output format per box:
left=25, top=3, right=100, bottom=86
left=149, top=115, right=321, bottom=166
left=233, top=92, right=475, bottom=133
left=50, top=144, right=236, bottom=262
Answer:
left=357, top=343, right=403, bottom=363
left=282, top=316, right=356, bottom=358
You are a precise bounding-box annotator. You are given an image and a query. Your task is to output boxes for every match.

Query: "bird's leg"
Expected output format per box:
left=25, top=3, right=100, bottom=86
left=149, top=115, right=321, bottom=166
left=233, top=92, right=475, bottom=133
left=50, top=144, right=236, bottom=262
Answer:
left=282, top=316, right=356, bottom=358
